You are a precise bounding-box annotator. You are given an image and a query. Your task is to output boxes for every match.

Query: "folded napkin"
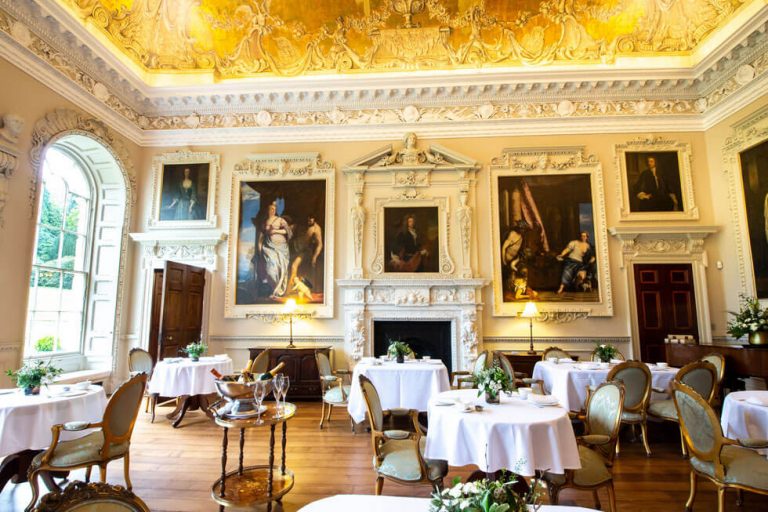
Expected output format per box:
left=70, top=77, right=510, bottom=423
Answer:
left=746, top=396, right=768, bottom=407
left=558, top=357, right=574, bottom=363
left=610, top=359, right=623, bottom=364
left=163, top=357, right=183, bottom=363
left=214, top=354, right=230, bottom=360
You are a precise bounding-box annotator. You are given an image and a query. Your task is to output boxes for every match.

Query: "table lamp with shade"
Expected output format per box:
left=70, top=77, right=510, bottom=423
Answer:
left=284, top=298, right=298, bottom=348
left=521, top=301, right=539, bottom=354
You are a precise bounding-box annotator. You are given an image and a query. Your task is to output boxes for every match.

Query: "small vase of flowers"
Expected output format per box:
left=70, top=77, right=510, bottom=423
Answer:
left=183, top=341, right=207, bottom=362
left=727, top=295, right=768, bottom=345
left=387, top=340, right=414, bottom=363
left=431, top=471, right=543, bottom=512
left=6, top=360, right=63, bottom=395
left=594, top=343, right=618, bottom=363
left=475, top=364, right=512, bottom=404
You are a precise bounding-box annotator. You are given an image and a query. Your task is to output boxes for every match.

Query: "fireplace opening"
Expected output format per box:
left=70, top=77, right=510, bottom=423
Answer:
left=373, top=320, right=452, bottom=373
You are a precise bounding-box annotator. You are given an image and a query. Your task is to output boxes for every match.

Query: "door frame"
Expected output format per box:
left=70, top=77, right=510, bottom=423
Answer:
left=610, top=226, right=717, bottom=359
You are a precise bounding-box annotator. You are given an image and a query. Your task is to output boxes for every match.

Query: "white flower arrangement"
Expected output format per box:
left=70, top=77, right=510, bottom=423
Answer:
left=430, top=469, right=543, bottom=512
left=727, top=295, right=768, bottom=339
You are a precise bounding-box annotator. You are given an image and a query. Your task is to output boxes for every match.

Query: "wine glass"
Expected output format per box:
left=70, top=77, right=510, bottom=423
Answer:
left=273, top=374, right=286, bottom=417
left=280, top=375, right=290, bottom=415
left=253, top=380, right=268, bottom=424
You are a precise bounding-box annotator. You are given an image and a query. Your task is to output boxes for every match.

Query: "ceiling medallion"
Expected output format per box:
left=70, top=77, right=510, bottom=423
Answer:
left=57, top=0, right=745, bottom=80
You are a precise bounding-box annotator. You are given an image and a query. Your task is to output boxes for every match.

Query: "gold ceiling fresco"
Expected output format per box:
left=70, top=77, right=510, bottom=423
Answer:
left=59, top=0, right=746, bottom=80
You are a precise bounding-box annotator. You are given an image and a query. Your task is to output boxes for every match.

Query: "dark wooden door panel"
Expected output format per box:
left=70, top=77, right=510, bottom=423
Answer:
left=634, top=263, right=698, bottom=363
left=159, top=261, right=206, bottom=360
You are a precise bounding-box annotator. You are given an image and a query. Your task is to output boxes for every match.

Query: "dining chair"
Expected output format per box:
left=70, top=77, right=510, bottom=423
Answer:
left=607, top=361, right=652, bottom=456
left=128, top=348, right=158, bottom=422
left=672, top=380, right=768, bottom=512
left=33, top=481, right=150, bottom=512
left=26, top=373, right=148, bottom=512
left=701, top=352, right=726, bottom=406
left=543, top=381, right=625, bottom=512
left=450, top=350, right=489, bottom=389
left=316, top=351, right=352, bottom=430
left=358, top=375, right=447, bottom=495
left=648, top=360, right=717, bottom=456
left=492, top=351, right=545, bottom=393
left=541, top=346, right=572, bottom=361
left=590, top=346, right=625, bottom=362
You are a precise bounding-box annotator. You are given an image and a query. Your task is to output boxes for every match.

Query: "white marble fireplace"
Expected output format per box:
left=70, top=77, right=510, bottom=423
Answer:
left=338, top=134, right=488, bottom=371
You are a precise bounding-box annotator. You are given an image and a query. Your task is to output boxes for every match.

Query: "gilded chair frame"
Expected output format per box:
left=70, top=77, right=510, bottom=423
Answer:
left=34, top=481, right=150, bottom=512
left=450, top=350, right=489, bottom=389
left=672, top=381, right=768, bottom=512
left=649, top=360, right=717, bottom=456
left=606, top=361, right=652, bottom=456
left=358, top=375, right=444, bottom=495
left=547, top=381, right=625, bottom=512
left=315, top=351, right=352, bottom=430
left=26, top=374, right=148, bottom=512
left=492, top=351, right=544, bottom=394
left=541, top=347, right=573, bottom=361
left=127, top=348, right=161, bottom=423
left=701, top=352, right=726, bottom=405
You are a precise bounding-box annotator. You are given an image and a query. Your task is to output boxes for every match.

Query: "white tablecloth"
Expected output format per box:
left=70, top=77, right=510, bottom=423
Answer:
left=0, top=385, right=107, bottom=457
left=532, top=361, right=678, bottom=412
left=299, top=495, right=597, bottom=512
left=347, top=360, right=451, bottom=423
left=147, top=356, right=233, bottom=397
left=721, top=391, right=768, bottom=454
left=424, top=389, right=580, bottom=475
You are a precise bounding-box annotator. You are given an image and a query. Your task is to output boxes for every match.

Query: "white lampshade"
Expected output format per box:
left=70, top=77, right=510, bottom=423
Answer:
left=284, top=298, right=297, bottom=313
left=521, top=301, right=538, bottom=318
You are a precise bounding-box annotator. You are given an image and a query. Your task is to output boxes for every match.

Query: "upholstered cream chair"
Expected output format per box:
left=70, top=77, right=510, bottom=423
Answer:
left=673, top=381, right=768, bottom=512
left=590, top=346, right=625, bottom=362
left=26, top=374, right=148, bottom=512
left=315, top=351, right=352, bottom=430
left=359, top=375, right=447, bottom=495
left=607, top=361, right=652, bottom=456
left=127, top=348, right=158, bottom=422
left=543, top=381, right=625, bottom=512
left=450, top=350, right=489, bottom=389
left=34, top=481, right=150, bottom=512
left=541, top=346, right=573, bottom=361
left=648, top=360, right=717, bottom=456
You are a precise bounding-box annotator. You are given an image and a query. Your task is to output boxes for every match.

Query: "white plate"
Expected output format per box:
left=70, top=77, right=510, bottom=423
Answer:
left=434, top=399, right=455, bottom=406
left=425, top=360, right=443, bottom=365
left=226, top=405, right=268, bottom=418
left=54, top=390, right=88, bottom=398
left=529, top=395, right=560, bottom=406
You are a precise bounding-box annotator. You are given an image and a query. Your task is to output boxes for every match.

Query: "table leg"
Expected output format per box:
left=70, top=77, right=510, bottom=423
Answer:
left=281, top=422, right=287, bottom=475
left=238, top=428, right=245, bottom=476
left=220, top=427, right=228, bottom=500
left=0, top=450, right=70, bottom=494
left=267, top=424, right=275, bottom=512
left=168, top=396, right=194, bottom=428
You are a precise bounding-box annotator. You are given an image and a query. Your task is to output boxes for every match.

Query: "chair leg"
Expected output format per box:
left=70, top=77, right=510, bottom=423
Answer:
left=99, top=464, right=107, bottom=483
left=375, top=476, right=384, bottom=495
left=25, top=470, right=41, bottom=512
left=592, top=489, right=602, bottom=510
left=679, top=426, right=688, bottom=457
left=685, top=471, right=698, bottom=512
left=717, top=486, right=726, bottom=512
left=150, top=394, right=157, bottom=424
left=123, top=453, right=132, bottom=490
left=327, top=404, right=334, bottom=423
left=736, top=488, right=743, bottom=507
left=85, top=465, right=92, bottom=483
left=640, top=420, right=652, bottom=457
left=319, top=400, right=326, bottom=429
left=607, top=482, right=617, bottom=512
left=615, top=433, right=621, bottom=456
left=144, top=393, right=149, bottom=413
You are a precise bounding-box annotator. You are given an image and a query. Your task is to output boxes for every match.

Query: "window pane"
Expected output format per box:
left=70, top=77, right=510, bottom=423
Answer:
left=61, top=273, right=86, bottom=311
left=35, top=227, right=61, bottom=267
left=39, top=179, right=65, bottom=228
left=65, top=196, right=89, bottom=234
left=58, top=313, right=84, bottom=353
left=28, top=312, right=59, bottom=353
left=61, top=233, right=88, bottom=271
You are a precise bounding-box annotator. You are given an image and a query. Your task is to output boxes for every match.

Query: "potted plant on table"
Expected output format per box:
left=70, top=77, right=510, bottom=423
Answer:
left=475, top=364, right=512, bottom=404
left=431, top=471, right=543, bottom=512
left=183, top=341, right=208, bottom=362
left=6, top=360, right=63, bottom=395
left=727, top=295, right=768, bottom=346
left=594, top=343, right=618, bottom=363
left=387, top=340, right=414, bottom=364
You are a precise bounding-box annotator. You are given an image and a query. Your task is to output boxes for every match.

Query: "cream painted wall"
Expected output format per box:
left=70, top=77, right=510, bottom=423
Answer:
left=0, top=58, right=142, bottom=386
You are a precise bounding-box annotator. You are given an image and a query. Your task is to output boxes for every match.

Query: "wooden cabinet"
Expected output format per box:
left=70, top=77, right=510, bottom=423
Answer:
left=248, top=346, right=331, bottom=401
left=665, top=343, right=768, bottom=390
left=498, top=352, right=542, bottom=378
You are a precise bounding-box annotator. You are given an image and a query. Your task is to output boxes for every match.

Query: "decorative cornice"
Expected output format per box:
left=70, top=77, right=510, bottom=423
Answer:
left=0, top=2, right=766, bottom=144
left=609, top=226, right=718, bottom=269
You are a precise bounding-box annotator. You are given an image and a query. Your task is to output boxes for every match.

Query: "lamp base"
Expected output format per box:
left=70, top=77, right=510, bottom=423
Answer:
left=526, top=350, right=537, bottom=355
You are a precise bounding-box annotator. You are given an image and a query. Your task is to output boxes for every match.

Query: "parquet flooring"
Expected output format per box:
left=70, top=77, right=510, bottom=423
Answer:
left=2, top=401, right=768, bottom=511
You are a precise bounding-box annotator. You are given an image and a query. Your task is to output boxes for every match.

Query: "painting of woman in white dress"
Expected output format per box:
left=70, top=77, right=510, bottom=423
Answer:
left=158, top=163, right=209, bottom=221
left=235, top=179, right=326, bottom=305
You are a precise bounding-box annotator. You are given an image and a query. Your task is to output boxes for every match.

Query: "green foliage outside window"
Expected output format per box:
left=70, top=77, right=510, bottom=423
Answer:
left=34, top=335, right=62, bottom=352
left=35, top=188, right=81, bottom=289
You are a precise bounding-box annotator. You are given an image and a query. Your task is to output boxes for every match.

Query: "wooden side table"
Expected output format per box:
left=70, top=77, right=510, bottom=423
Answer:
left=211, top=402, right=296, bottom=512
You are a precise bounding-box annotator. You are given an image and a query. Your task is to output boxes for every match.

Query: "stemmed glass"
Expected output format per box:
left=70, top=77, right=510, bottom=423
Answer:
left=273, top=374, right=286, bottom=417
left=253, top=380, right=269, bottom=424
left=279, top=375, right=290, bottom=416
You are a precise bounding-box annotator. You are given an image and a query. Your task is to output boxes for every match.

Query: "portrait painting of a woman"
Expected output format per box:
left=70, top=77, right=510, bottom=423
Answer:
left=159, top=163, right=210, bottom=222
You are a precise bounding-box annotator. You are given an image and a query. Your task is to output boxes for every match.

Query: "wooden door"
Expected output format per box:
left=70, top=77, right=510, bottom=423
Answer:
left=158, top=261, right=206, bottom=359
left=148, top=269, right=164, bottom=363
left=633, top=263, right=698, bottom=363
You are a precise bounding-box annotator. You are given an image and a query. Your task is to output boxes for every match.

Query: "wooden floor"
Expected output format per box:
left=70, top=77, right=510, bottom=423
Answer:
left=2, top=401, right=768, bottom=511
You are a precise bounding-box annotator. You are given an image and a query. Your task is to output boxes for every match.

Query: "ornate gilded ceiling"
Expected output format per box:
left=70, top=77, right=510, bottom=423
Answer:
left=59, top=0, right=746, bottom=80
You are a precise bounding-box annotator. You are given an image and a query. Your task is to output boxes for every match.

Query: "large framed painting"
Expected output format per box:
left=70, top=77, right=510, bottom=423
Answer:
left=490, top=148, right=613, bottom=319
left=614, top=137, right=698, bottom=221
left=739, top=139, right=768, bottom=299
left=149, top=151, right=220, bottom=229
left=225, top=153, right=334, bottom=318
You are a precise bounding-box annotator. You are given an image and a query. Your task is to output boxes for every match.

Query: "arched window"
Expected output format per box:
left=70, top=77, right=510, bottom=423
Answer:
left=26, top=147, right=93, bottom=355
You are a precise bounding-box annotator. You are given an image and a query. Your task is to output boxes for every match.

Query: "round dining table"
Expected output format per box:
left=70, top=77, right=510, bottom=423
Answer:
left=347, top=359, right=451, bottom=423
left=532, top=360, right=678, bottom=412
left=0, top=384, right=107, bottom=493
left=424, top=389, right=581, bottom=476
left=298, top=494, right=598, bottom=511
left=148, top=356, right=233, bottom=427
left=721, top=390, right=768, bottom=455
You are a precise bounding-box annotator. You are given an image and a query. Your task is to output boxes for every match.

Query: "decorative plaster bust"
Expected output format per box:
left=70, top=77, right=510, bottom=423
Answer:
left=0, top=114, right=24, bottom=144
left=377, top=132, right=443, bottom=166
